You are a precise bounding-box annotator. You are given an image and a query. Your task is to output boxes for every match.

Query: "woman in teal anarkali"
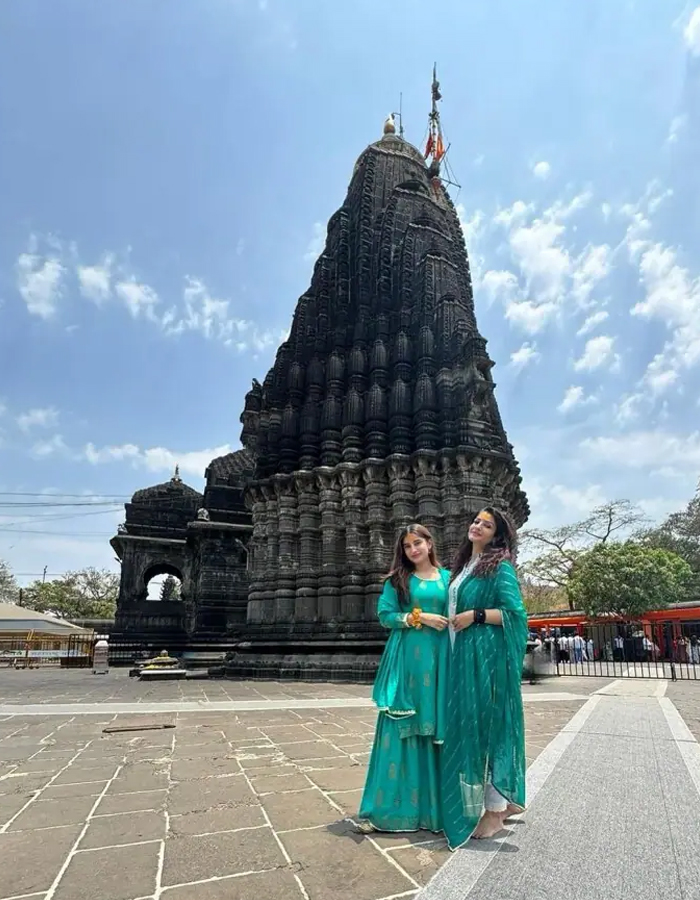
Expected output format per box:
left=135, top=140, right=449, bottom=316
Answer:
left=441, top=507, right=528, bottom=848
left=357, top=524, right=450, bottom=834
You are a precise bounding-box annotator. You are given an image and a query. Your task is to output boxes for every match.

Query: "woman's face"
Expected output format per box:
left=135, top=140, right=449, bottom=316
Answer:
left=403, top=532, right=432, bottom=567
left=468, top=511, right=497, bottom=548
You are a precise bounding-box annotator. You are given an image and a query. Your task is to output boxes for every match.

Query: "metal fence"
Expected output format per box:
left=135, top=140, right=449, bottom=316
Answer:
left=0, top=634, right=95, bottom=669
left=527, top=621, right=700, bottom=681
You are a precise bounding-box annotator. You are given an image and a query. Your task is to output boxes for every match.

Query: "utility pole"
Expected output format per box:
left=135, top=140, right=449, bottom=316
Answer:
left=42, top=566, right=47, bottom=584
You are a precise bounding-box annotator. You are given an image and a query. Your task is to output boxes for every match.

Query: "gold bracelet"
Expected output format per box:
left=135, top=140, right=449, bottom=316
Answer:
left=408, top=607, right=423, bottom=629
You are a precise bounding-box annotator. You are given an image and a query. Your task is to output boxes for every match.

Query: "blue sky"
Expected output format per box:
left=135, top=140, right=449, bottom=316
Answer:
left=1, top=0, right=700, bottom=585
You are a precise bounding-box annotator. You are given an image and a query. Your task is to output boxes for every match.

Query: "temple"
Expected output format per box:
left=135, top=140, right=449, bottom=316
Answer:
left=110, top=72, right=528, bottom=679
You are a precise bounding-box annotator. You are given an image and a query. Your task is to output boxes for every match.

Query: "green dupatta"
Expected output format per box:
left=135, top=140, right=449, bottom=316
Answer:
left=442, top=560, right=528, bottom=849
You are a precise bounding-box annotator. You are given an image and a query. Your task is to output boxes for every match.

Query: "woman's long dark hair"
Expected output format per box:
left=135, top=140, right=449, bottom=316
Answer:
left=386, top=523, right=441, bottom=604
left=450, top=506, right=517, bottom=582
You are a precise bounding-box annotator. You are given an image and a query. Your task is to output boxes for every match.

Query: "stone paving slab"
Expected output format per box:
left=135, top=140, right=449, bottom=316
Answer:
left=0, top=687, right=585, bottom=900
left=0, top=668, right=374, bottom=705
left=667, top=680, right=700, bottom=743
left=0, top=668, right=606, bottom=709
left=419, top=681, right=700, bottom=900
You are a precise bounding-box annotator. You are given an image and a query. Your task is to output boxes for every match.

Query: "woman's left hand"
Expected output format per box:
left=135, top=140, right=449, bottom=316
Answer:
left=451, top=611, right=475, bottom=632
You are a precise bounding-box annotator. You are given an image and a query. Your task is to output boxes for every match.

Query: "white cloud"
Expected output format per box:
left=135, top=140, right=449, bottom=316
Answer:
left=16, top=240, right=65, bottom=319
left=114, top=280, right=160, bottom=320
left=546, top=191, right=593, bottom=221
left=521, top=476, right=607, bottom=530
left=666, top=115, right=687, bottom=146
left=684, top=6, right=700, bottom=55
left=456, top=205, right=487, bottom=285
left=621, top=209, right=652, bottom=261
left=84, top=443, right=141, bottom=465
left=17, top=407, right=59, bottom=433
left=84, top=441, right=233, bottom=477
left=505, top=299, right=558, bottom=334
left=573, top=334, right=618, bottom=372
left=532, top=161, right=551, bottom=180
left=577, top=310, right=609, bottom=336
left=456, top=205, right=484, bottom=242
left=629, top=242, right=700, bottom=394
left=166, top=277, right=248, bottom=341
left=77, top=256, right=113, bottom=303
left=549, top=483, right=606, bottom=516
left=30, top=434, right=69, bottom=458
left=304, top=222, right=325, bottom=264
left=581, top=431, right=700, bottom=471
left=572, top=244, right=611, bottom=307
left=614, top=392, right=643, bottom=425
left=489, top=191, right=605, bottom=335
left=493, top=200, right=534, bottom=230
left=161, top=277, right=286, bottom=354
left=510, top=218, right=570, bottom=301
left=480, top=270, right=520, bottom=305
left=558, top=386, right=588, bottom=413
left=509, top=342, right=540, bottom=369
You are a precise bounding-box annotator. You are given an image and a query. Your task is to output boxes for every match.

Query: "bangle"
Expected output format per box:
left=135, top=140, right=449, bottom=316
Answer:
left=408, top=607, right=423, bottom=629
left=474, top=609, right=486, bottom=626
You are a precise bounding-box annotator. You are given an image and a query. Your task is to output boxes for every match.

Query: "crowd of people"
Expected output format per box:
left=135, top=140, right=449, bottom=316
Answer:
left=356, top=508, right=528, bottom=849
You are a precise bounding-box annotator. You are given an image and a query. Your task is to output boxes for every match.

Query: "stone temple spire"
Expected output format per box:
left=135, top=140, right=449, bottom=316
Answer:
left=236, top=74, right=528, bottom=656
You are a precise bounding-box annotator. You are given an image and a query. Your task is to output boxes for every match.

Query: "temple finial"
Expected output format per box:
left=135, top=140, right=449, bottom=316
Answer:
left=172, top=464, right=181, bottom=483
left=424, top=63, right=445, bottom=176
left=383, top=113, right=396, bottom=135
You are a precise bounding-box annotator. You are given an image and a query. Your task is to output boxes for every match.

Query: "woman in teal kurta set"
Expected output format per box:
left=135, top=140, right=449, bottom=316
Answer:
left=357, top=524, right=450, bottom=834
left=441, top=507, right=528, bottom=848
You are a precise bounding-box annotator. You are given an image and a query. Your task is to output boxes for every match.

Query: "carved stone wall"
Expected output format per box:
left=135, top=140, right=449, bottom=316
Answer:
left=245, top=450, right=521, bottom=629
left=112, top=454, right=254, bottom=643
left=238, top=129, right=529, bottom=663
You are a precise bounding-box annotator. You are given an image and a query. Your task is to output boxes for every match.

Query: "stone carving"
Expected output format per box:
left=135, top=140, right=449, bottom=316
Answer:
left=111, top=111, right=528, bottom=682
left=225, top=119, right=528, bottom=679
left=111, top=456, right=254, bottom=640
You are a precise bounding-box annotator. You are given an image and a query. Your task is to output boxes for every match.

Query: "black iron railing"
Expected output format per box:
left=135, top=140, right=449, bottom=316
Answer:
left=527, top=621, right=700, bottom=681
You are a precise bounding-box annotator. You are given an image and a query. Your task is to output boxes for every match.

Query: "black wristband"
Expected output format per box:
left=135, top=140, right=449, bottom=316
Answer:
left=474, top=609, right=486, bottom=625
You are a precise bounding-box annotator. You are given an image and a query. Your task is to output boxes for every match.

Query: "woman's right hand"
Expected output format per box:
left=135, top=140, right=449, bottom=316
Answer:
left=419, top=613, right=449, bottom=631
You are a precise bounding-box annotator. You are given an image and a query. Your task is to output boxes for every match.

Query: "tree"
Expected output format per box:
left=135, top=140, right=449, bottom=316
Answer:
left=159, top=575, right=181, bottom=602
left=638, top=481, right=700, bottom=578
left=567, top=542, right=692, bottom=619
left=520, top=577, right=568, bottom=614
left=0, top=559, right=18, bottom=605
left=22, top=568, right=119, bottom=619
left=520, top=500, right=649, bottom=609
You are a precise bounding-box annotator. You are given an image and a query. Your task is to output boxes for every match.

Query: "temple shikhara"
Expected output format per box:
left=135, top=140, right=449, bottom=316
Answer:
left=111, top=72, right=529, bottom=679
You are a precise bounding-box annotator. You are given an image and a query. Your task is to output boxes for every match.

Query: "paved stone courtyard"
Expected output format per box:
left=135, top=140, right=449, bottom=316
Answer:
left=0, top=671, right=613, bottom=900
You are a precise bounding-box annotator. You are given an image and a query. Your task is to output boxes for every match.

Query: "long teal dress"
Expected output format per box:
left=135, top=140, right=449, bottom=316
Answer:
left=358, top=568, right=450, bottom=832
left=441, top=560, right=528, bottom=850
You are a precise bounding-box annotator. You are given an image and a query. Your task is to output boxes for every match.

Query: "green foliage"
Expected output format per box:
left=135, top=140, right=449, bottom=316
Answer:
left=637, top=482, right=700, bottom=579
left=567, top=542, right=692, bottom=619
left=0, top=559, right=18, bottom=605
left=520, top=577, right=568, bottom=614
left=520, top=500, right=649, bottom=610
left=22, top=568, right=119, bottom=619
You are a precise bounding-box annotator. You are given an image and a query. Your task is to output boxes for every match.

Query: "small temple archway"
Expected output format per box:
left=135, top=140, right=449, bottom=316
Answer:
left=142, top=564, right=185, bottom=602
